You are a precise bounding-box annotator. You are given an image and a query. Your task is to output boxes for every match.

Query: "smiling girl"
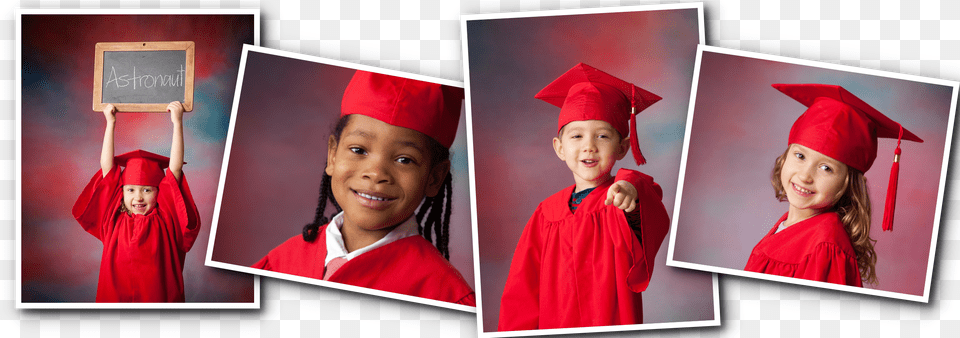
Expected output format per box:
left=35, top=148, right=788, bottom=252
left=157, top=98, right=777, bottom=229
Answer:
left=72, top=102, right=201, bottom=302
left=252, top=70, right=475, bottom=306
left=744, top=84, right=922, bottom=286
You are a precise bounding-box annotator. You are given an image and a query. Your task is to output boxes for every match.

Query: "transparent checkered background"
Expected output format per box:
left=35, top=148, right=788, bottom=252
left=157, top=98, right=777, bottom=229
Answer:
left=4, top=0, right=960, bottom=337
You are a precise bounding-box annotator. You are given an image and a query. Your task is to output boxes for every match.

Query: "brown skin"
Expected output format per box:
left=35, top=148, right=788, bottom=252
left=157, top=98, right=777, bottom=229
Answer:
left=325, top=115, right=449, bottom=253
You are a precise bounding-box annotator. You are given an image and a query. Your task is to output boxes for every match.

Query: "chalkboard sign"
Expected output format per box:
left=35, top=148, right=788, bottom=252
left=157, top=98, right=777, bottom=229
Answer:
left=93, top=41, right=195, bottom=112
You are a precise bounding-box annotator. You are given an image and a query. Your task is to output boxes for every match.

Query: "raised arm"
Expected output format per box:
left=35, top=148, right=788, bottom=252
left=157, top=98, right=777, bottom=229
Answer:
left=168, top=101, right=184, bottom=181
left=100, top=104, right=117, bottom=177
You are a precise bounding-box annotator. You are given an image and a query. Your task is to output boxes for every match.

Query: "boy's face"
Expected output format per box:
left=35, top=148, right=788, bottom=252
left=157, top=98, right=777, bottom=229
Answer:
left=122, top=184, right=158, bottom=215
left=552, top=120, right=629, bottom=191
left=326, top=114, right=449, bottom=235
left=780, top=143, right=848, bottom=219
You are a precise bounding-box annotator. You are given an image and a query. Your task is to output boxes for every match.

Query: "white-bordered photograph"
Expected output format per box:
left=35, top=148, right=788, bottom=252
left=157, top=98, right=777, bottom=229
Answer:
left=668, top=45, right=958, bottom=302
left=16, top=9, right=260, bottom=308
left=205, top=45, right=476, bottom=313
left=462, top=3, right=718, bottom=336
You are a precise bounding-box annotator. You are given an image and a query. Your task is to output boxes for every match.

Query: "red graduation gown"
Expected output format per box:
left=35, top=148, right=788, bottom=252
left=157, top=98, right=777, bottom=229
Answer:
left=498, top=169, right=670, bottom=331
left=72, top=165, right=201, bottom=302
left=744, top=212, right=862, bottom=287
left=253, top=226, right=476, bottom=306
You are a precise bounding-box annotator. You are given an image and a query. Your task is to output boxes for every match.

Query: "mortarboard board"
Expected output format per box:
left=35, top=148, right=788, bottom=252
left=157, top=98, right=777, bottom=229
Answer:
left=341, top=71, right=463, bottom=149
left=535, top=63, right=661, bottom=166
left=115, top=149, right=178, bottom=187
left=774, top=83, right=923, bottom=231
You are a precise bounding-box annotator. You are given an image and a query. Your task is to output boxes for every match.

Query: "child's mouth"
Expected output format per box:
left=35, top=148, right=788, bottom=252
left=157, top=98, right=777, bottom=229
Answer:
left=791, top=182, right=814, bottom=196
left=581, top=159, right=598, bottom=168
left=132, top=204, right=147, bottom=213
left=352, top=189, right=396, bottom=209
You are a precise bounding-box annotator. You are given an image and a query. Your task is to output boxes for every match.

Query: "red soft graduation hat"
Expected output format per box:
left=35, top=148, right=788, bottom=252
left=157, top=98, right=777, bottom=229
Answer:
left=774, top=83, right=923, bottom=231
left=535, top=63, right=661, bottom=166
left=116, top=150, right=174, bottom=187
left=341, top=70, right=464, bottom=148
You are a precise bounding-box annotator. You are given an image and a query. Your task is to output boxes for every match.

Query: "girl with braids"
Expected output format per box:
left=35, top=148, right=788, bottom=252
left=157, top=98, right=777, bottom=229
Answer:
left=745, top=84, right=923, bottom=287
left=252, top=70, right=475, bottom=306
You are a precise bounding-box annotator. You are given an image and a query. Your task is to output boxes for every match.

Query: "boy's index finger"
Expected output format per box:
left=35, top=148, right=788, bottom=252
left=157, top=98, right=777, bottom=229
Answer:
left=605, top=183, right=620, bottom=205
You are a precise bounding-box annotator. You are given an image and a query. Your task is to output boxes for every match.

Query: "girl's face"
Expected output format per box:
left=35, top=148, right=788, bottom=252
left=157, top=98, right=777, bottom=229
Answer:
left=122, top=184, right=158, bottom=215
left=552, top=120, right=629, bottom=191
left=325, top=114, right=449, bottom=233
left=780, top=144, right=848, bottom=219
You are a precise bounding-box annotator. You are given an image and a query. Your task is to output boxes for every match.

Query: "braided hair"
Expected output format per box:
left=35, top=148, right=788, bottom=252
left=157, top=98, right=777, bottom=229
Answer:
left=301, top=115, right=455, bottom=259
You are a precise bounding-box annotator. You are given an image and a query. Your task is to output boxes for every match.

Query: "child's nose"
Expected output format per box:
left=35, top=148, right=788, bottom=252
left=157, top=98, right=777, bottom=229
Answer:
left=797, top=164, right=816, bottom=182
left=361, top=158, right=393, bottom=183
left=584, top=138, right=598, bottom=151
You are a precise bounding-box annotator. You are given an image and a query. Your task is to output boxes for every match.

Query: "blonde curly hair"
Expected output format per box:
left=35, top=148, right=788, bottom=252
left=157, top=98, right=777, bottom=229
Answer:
left=771, top=148, right=878, bottom=285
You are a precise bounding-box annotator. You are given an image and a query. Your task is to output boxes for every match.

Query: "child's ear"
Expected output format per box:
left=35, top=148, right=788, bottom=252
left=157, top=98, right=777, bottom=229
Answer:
left=552, top=137, right=565, bottom=161
left=616, top=137, right=630, bottom=160
left=425, top=160, right=451, bottom=198
left=325, top=135, right=338, bottom=176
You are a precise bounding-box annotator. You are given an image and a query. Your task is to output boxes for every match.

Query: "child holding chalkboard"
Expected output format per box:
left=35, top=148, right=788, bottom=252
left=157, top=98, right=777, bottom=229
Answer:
left=252, top=71, right=475, bottom=306
left=72, top=101, right=201, bottom=302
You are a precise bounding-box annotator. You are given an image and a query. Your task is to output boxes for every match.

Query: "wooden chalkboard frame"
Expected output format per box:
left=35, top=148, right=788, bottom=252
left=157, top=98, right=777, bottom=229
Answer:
left=93, top=41, right=195, bottom=112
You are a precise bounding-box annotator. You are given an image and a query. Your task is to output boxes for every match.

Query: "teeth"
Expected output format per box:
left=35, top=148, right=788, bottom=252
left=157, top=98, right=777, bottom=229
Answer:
left=358, top=192, right=387, bottom=201
left=793, top=183, right=813, bottom=194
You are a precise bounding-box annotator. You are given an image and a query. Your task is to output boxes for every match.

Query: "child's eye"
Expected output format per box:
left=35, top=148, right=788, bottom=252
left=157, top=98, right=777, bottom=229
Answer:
left=597, top=134, right=609, bottom=139
left=396, top=156, right=416, bottom=165
left=819, top=164, right=833, bottom=173
left=349, top=147, right=367, bottom=155
left=794, top=152, right=805, bottom=160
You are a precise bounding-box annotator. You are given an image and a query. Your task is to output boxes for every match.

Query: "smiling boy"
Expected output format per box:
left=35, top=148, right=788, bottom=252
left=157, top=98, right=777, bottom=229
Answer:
left=498, top=63, right=671, bottom=330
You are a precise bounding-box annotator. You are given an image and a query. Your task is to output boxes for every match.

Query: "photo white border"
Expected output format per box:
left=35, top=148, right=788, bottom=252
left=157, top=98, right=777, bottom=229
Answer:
left=204, top=44, right=475, bottom=314
left=15, top=8, right=262, bottom=309
left=666, top=44, right=960, bottom=303
left=461, top=3, right=720, bottom=337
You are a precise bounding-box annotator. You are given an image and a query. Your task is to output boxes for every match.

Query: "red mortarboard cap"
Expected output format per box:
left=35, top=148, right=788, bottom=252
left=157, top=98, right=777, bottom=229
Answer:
left=115, top=149, right=173, bottom=187
left=341, top=70, right=463, bottom=148
left=774, top=83, right=923, bottom=231
left=535, top=63, right=661, bottom=165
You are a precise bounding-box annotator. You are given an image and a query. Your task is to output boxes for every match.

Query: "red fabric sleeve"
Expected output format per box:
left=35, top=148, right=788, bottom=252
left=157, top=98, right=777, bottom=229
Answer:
left=498, top=208, right=544, bottom=331
left=251, top=255, right=271, bottom=270
left=456, top=292, right=476, bottom=307
left=796, top=242, right=863, bottom=287
left=72, top=165, right=122, bottom=241
left=614, top=168, right=669, bottom=293
left=157, top=169, right=202, bottom=253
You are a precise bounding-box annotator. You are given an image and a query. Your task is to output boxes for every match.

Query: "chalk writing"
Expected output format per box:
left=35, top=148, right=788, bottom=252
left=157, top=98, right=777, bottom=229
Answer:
left=105, top=64, right=186, bottom=90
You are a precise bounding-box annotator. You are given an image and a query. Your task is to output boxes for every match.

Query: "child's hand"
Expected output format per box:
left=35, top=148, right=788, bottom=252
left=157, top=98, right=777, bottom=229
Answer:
left=167, top=101, right=184, bottom=124
left=605, top=180, right=638, bottom=212
left=103, top=104, right=116, bottom=123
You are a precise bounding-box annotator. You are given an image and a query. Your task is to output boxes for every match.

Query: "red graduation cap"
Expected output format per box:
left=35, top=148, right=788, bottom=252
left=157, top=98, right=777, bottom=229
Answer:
left=535, top=63, right=661, bottom=166
left=774, top=83, right=923, bottom=231
left=115, top=149, right=177, bottom=187
left=341, top=70, right=464, bottom=148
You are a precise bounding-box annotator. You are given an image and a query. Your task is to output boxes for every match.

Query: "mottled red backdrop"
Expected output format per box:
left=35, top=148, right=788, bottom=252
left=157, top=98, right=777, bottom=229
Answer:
left=209, top=51, right=476, bottom=290
left=20, top=14, right=256, bottom=303
left=672, top=50, right=954, bottom=297
left=465, top=8, right=715, bottom=332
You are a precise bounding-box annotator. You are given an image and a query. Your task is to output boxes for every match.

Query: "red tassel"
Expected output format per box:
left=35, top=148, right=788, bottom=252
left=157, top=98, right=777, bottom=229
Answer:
left=629, top=108, right=646, bottom=165
left=882, top=126, right=904, bottom=231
